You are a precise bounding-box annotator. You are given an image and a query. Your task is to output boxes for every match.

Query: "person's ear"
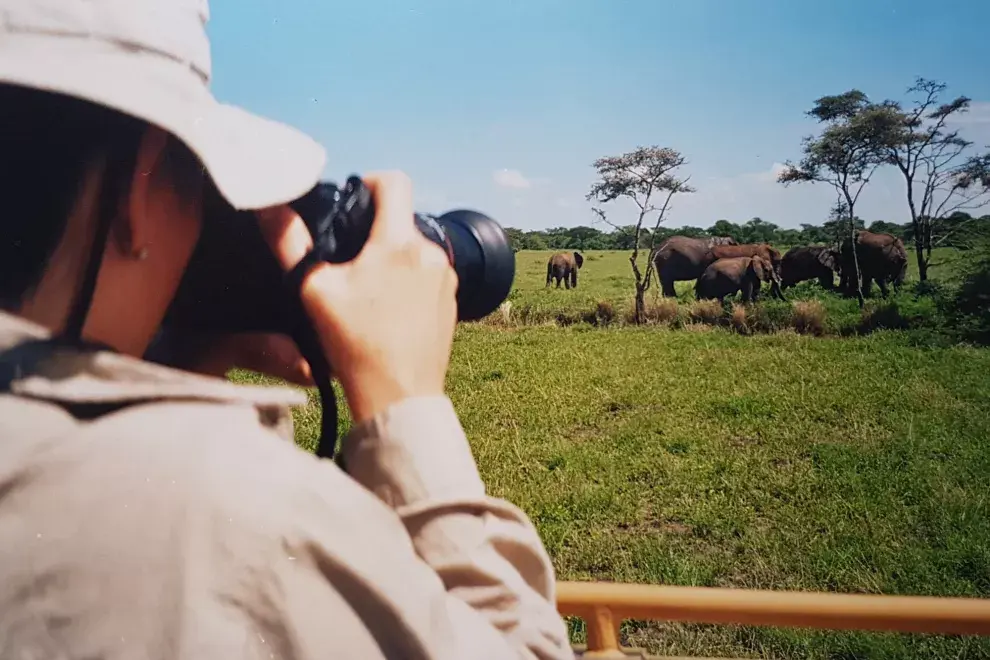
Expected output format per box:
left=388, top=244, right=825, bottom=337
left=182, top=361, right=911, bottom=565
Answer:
left=114, top=125, right=171, bottom=258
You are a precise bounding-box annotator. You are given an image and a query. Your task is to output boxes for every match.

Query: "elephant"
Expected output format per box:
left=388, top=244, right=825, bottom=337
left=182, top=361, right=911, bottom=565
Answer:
left=838, top=230, right=908, bottom=298
left=652, top=236, right=783, bottom=297
left=779, top=245, right=841, bottom=291
left=695, top=255, right=786, bottom=304
left=707, top=236, right=739, bottom=247
left=546, top=251, right=584, bottom=289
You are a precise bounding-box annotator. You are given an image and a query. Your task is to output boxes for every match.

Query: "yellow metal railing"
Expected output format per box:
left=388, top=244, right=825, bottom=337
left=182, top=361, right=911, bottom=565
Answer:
left=556, top=581, right=990, bottom=659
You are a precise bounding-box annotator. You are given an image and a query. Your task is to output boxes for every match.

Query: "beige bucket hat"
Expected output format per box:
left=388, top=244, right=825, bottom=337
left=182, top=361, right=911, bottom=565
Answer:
left=0, top=0, right=327, bottom=210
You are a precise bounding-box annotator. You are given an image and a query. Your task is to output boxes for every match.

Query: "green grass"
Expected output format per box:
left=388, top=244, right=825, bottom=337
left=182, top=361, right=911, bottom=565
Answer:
left=229, top=247, right=990, bottom=659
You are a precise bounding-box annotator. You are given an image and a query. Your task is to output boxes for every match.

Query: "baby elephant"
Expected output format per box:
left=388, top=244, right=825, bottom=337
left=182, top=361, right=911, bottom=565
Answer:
left=546, top=251, right=584, bottom=289
left=695, top=255, right=786, bottom=304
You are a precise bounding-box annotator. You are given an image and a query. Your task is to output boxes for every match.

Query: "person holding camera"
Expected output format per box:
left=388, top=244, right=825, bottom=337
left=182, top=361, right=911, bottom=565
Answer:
left=0, top=1, right=573, bottom=658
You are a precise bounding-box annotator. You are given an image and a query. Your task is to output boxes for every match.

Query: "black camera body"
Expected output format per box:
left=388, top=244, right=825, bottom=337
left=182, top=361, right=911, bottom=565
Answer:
left=146, top=175, right=516, bottom=459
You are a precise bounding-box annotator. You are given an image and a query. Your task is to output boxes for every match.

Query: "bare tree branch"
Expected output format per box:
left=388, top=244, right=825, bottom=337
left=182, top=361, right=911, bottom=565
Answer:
left=870, top=77, right=988, bottom=280
left=586, top=146, right=695, bottom=323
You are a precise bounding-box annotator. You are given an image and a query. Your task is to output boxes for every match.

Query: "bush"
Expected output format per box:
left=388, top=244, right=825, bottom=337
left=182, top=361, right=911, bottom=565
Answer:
left=860, top=302, right=909, bottom=332
left=747, top=301, right=793, bottom=334
left=642, top=298, right=681, bottom=326
left=688, top=300, right=724, bottom=325
left=591, top=300, right=617, bottom=327
left=949, top=248, right=990, bottom=345
left=729, top=304, right=750, bottom=335
left=792, top=300, right=826, bottom=336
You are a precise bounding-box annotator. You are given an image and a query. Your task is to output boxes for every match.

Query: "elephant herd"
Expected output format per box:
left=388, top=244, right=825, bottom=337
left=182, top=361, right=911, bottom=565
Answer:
left=545, top=230, right=910, bottom=303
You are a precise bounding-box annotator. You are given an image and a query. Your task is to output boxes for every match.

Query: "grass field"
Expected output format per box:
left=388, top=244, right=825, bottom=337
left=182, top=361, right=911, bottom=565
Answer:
left=231, top=247, right=990, bottom=659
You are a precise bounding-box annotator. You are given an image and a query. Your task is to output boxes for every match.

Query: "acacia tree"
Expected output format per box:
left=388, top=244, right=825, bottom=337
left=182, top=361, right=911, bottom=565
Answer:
left=586, top=146, right=695, bottom=324
left=871, top=78, right=990, bottom=280
left=778, top=91, right=888, bottom=307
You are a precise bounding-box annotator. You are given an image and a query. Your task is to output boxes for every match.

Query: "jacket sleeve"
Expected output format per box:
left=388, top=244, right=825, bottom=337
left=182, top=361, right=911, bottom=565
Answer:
left=339, top=395, right=574, bottom=659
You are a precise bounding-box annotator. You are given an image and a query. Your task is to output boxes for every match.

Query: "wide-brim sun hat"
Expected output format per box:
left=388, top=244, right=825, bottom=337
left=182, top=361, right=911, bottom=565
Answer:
left=0, top=0, right=326, bottom=211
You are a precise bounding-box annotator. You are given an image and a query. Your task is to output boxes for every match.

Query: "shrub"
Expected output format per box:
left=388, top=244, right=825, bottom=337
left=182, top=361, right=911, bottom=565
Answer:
left=644, top=298, right=681, bottom=326
left=792, top=300, right=826, bottom=336
left=688, top=300, right=724, bottom=325
left=859, top=302, right=909, bottom=332
left=729, top=304, right=750, bottom=335
left=591, top=299, right=617, bottom=327
left=747, top=301, right=793, bottom=334
left=949, top=248, right=990, bottom=345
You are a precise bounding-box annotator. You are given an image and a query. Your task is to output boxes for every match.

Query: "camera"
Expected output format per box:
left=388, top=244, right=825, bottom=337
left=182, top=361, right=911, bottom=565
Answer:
left=145, top=175, right=516, bottom=459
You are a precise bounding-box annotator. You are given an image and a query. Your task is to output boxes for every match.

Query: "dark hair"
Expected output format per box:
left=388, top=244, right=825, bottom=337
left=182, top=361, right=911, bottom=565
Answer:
left=0, top=83, right=202, bottom=310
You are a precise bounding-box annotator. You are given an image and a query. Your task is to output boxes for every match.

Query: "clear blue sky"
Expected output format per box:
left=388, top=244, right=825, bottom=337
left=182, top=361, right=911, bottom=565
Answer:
left=206, top=0, right=990, bottom=231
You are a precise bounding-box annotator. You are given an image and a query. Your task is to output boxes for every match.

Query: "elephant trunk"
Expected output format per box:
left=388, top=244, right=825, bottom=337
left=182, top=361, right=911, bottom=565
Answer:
left=772, top=279, right=786, bottom=301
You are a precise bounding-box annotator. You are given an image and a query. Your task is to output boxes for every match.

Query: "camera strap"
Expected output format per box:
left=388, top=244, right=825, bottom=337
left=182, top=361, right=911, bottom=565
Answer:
left=280, top=244, right=345, bottom=467
left=0, top=141, right=134, bottom=413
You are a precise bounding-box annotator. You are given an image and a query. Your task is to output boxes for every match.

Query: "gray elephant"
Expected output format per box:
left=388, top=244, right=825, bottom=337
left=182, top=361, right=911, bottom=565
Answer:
left=695, top=256, right=785, bottom=304
left=779, top=245, right=841, bottom=291
left=652, top=236, right=782, bottom=297
left=546, top=251, right=584, bottom=289
left=838, top=230, right=908, bottom=298
left=707, top=236, right=739, bottom=247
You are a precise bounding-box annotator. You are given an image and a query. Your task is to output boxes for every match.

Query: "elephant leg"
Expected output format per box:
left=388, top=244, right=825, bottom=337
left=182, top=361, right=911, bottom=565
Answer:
left=861, top=274, right=873, bottom=298
left=564, top=274, right=571, bottom=290
left=571, top=270, right=578, bottom=289
left=662, top=276, right=677, bottom=298
left=878, top=278, right=890, bottom=298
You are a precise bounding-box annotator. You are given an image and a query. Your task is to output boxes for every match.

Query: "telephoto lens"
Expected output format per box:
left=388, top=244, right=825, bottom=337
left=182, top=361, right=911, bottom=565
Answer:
left=288, top=176, right=516, bottom=322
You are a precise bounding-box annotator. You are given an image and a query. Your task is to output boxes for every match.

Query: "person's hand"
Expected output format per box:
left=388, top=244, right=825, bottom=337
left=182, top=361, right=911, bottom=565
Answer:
left=168, top=331, right=314, bottom=387
left=255, top=171, right=458, bottom=424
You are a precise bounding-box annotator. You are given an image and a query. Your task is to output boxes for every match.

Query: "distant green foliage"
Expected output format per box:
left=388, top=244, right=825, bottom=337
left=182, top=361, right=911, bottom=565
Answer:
left=503, top=214, right=990, bottom=252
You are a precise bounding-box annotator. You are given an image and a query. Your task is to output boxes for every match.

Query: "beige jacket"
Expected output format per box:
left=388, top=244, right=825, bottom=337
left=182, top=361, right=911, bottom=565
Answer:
left=0, top=311, right=573, bottom=660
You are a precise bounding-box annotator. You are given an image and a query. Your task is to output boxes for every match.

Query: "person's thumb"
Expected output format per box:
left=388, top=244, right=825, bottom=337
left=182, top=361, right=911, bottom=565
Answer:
left=362, top=171, right=418, bottom=248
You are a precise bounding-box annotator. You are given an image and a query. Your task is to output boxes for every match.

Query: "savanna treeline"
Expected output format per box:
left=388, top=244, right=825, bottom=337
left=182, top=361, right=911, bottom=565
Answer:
left=503, top=212, right=990, bottom=253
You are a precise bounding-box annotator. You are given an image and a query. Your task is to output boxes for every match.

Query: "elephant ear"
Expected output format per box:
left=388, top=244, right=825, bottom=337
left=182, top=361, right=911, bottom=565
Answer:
left=817, top=247, right=839, bottom=272
left=573, top=251, right=584, bottom=268
left=748, top=257, right=765, bottom=281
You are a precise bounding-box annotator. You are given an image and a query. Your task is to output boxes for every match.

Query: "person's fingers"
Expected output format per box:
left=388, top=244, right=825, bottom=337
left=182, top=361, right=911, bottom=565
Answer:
left=255, top=204, right=314, bottom=271
left=362, top=171, right=418, bottom=247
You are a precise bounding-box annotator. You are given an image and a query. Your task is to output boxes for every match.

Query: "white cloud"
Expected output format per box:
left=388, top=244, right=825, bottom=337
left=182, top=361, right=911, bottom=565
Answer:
left=749, top=162, right=790, bottom=184
left=947, top=101, right=990, bottom=126
left=492, top=168, right=533, bottom=189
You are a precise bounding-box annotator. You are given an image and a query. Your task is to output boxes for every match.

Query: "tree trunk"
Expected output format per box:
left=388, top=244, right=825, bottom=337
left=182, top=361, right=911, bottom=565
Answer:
left=906, top=190, right=928, bottom=283
left=844, top=194, right=865, bottom=309
left=923, top=219, right=934, bottom=277
left=634, top=284, right=646, bottom=325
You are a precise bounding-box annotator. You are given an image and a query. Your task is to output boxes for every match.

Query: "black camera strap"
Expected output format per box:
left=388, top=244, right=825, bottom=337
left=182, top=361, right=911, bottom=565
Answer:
left=281, top=237, right=345, bottom=467
left=0, top=147, right=137, bottom=425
